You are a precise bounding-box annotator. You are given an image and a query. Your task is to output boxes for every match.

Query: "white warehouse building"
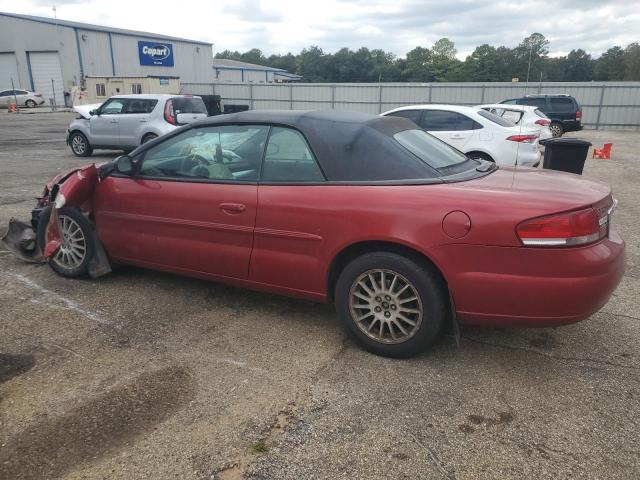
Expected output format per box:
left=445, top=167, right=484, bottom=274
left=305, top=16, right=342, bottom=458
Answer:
left=0, top=12, right=213, bottom=106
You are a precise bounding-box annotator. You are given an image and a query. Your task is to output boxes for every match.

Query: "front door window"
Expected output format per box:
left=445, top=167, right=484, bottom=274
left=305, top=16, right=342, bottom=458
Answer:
left=139, top=125, right=269, bottom=182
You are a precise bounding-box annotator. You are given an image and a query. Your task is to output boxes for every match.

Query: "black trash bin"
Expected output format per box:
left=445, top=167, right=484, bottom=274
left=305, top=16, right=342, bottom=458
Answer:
left=539, top=137, right=592, bottom=175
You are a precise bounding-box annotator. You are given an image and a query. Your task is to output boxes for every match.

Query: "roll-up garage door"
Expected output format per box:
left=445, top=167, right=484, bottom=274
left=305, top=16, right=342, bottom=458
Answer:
left=0, top=53, right=21, bottom=90
left=29, top=51, right=64, bottom=106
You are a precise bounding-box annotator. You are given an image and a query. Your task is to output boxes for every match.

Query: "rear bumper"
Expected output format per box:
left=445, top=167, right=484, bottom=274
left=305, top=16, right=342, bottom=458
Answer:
left=433, top=231, right=625, bottom=327
left=562, top=120, right=582, bottom=133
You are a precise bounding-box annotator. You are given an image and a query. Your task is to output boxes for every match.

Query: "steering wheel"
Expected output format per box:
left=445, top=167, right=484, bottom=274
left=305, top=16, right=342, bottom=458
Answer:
left=180, top=154, right=211, bottom=172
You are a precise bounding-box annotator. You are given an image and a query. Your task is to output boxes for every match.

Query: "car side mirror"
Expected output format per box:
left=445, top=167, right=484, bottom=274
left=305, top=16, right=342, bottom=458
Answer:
left=114, top=155, right=133, bottom=174
left=90, top=109, right=99, bottom=116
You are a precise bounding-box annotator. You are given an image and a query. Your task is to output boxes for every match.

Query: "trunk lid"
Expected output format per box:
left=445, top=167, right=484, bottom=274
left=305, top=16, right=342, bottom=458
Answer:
left=445, top=167, right=614, bottom=247
left=465, top=167, right=611, bottom=211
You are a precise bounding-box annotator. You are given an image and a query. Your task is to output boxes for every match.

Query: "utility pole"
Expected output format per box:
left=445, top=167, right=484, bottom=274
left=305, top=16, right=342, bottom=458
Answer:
left=524, top=43, right=533, bottom=96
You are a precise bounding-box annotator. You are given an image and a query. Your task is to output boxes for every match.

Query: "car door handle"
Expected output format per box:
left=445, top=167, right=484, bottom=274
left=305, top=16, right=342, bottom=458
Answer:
left=219, top=203, right=246, bottom=213
left=450, top=134, right=465, bottom=139
left=110, top=119, right=119, bottom=124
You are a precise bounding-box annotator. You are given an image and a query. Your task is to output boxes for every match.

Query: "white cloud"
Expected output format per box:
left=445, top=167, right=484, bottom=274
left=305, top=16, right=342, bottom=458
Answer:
left=0, top=0, right=638, bottom=58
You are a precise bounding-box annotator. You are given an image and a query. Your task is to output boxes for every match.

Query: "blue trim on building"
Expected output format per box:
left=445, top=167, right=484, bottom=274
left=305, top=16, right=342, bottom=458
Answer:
left=25, top=51, right=34, bottom=91
left=73, top=27, right=84, bottom=79
left=108, top=32, right=116, bottom=76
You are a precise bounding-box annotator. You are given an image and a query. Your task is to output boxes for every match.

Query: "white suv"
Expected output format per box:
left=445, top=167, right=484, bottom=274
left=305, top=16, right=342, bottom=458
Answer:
left=67, top=94, right=208, bottom=157
left=476, top=103, right=552, bottom=141
left=381, top=104, right=540, bottom=167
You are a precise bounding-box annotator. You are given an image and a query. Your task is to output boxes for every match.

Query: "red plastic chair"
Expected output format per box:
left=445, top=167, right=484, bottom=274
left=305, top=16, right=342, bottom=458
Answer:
left=593, top=143, right=612, bottom=159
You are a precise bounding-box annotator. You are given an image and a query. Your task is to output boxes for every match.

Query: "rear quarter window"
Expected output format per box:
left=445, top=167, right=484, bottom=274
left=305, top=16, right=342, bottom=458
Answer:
left=549, top=97, right=576, bottom=112
left=171, top=97, right=207, bottom=114
left=476, top=109, right=516, bottom=127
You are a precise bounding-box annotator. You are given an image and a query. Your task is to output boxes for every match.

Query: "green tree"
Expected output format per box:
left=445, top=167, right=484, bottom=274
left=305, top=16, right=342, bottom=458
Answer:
left=623, top=43, right=640, bottom=80
left=594, top=46, right=625, bottom=80
left=214, top=50, right=243, bottom=60
left=403, top=46, right=432, bottom=81
left=429, top=38, right=462, bottom=81
left=267, top=53, right=297, bottom=72
left=462, top=44, right=506, bottom=81
left=296, top=46, right=328, bottom=82
left=239, top=48, right=268, bottom=66
left=513, top=33, right=549, bottom=82
left=563, top=49, right=595, bottom=81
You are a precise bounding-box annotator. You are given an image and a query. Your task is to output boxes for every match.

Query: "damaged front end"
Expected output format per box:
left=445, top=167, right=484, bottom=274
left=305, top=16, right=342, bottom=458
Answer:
left=1, top=163, right=112, bottom=278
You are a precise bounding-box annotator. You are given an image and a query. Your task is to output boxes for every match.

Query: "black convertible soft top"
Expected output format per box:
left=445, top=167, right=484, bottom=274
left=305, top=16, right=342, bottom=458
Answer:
left=199, top=110, right=440, bottom=181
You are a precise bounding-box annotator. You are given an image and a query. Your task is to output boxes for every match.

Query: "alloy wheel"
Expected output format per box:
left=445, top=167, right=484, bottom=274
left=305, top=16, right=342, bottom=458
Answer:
left=71, top=135, right=86, bottom=155
left=49, top=215, right=87, bottom=269
left=348, top=269, right=423, bottom=344
left=550, top=124, right=562, bottom=137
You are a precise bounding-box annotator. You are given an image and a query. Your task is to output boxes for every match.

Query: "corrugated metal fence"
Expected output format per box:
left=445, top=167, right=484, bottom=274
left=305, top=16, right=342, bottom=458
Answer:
left=181, top=81, right=640, bottom=130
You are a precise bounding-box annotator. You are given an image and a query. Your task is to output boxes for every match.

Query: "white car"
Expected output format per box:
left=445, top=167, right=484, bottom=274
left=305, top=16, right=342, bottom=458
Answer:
left=67, top=94, right=208, bottom=157
left=381, top=104, right=540, bottom=167
left=0, top=88, right=46, bottom=108
left=476, top=103, right=552, bottom=141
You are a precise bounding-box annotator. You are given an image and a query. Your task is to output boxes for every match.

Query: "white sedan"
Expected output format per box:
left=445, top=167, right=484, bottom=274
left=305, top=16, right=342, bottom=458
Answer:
left=476, top=103, right=552, bottom=141
left=381, top=104, right=540, bottom=167
left=0, top=88, right=45, bottom=108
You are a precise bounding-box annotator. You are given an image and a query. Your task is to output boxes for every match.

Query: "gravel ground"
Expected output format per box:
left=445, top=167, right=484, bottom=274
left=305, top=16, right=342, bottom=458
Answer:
left=0, top=112, right=638, bottom=480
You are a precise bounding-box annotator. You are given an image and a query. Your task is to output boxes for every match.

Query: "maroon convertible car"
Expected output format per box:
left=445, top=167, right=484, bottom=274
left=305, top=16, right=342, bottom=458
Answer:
left=3, top=110, right=625, bottom=357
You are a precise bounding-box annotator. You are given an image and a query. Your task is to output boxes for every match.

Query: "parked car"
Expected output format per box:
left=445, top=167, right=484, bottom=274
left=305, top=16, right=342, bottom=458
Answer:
left=500, top=94, right=582, bottom=137
left=0, top=89, right=45, bottom=108
left=2, top=110, right=624, bottom=358
left=67, top=94, right=208, bottom=156
left=476, top=104, right=552, bottom=141
left=381, top=105, right=540, bottom=167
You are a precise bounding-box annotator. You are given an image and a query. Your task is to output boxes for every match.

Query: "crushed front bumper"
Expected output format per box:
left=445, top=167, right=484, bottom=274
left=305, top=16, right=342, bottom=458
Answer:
left=1, top=218, right=43, bottom=263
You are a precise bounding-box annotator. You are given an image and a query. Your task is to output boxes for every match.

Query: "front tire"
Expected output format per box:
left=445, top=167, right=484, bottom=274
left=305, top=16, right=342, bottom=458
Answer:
left=36, top=206, right=94, bottom=278
left=335, top=252, right=447, bottom=358
left=25, top=99, right=37, bottom=108
left=69, top=131, right=93, bottom=157
left=549, top=122, right=563, bottom=137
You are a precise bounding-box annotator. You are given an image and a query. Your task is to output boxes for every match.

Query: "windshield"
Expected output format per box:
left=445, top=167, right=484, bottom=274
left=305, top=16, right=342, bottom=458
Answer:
left=476, top=109, right=516, bottom=127
left=394, top=129, right=470, bottom=169
left=171, top=97, right=207, bottom=114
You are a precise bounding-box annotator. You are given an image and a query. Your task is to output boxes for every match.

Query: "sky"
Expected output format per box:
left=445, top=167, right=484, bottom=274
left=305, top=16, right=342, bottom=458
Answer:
left=1, top=0, right=638, bottom=59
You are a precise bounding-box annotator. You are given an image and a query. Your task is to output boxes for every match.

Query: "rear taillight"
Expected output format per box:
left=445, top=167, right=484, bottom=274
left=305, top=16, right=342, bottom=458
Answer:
left=35, top=93, right=43, bottom=97
left=576, top=110, right=582, bottom=120
left=164, top=99, right=176, bottom=125
left=507, top=134, right=538, bottom=143
left=516, top=207, right=607, bottom=247
left=535, top=119, right=550, bottom=126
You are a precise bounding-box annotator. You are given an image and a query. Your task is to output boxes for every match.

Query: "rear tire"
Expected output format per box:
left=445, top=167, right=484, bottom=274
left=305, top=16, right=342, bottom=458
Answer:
left=25, top=99, right=37, bottom=108
left=36, top=206, right=94, bottom=278
left=142, top=133, right=158, bottom=144
left=549, top=122, right=563, bottom=137
left=69, top=131, right=93, bottom=157
left=335, top=252, right=447, bottom=358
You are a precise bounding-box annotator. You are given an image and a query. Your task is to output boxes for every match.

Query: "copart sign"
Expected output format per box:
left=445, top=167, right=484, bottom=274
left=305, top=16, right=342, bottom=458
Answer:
left=138, top=41, right=174, bottom=66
